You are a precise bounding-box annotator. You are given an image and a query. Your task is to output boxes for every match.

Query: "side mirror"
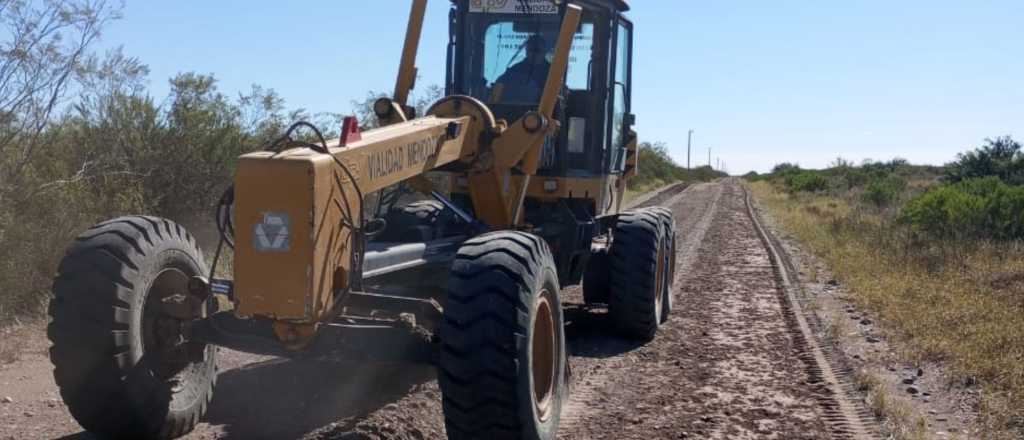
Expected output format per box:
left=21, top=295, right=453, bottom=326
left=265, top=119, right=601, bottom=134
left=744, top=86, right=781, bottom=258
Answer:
left=624, top=113, right=636, bottom=127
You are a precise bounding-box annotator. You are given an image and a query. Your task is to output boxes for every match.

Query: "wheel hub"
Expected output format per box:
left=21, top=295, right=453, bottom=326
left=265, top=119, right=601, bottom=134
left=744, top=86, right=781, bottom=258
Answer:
left=143, top=268, right=208, bottom=378
left=532, top=293, right=557, bottom=423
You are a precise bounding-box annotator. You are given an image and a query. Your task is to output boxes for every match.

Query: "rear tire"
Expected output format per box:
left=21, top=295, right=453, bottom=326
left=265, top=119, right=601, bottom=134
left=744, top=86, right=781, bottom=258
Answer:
left=439, top=231, right=567, bottom=440
left=48, top=216, right=216, bottom=439
left=608, top=209, right=666, bottom=340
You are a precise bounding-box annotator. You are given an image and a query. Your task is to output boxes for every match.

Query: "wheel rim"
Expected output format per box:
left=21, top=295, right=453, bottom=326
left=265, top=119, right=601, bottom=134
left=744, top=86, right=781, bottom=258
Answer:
left=665, top=233, right=676, bottom=310
left=142, top=268, right=190, bottom=356
left=654, top=242, right=666, bottom=319
left=669, top=233, right=677, bottom=286
left=532, top=292, right=558, bottom=423
left=142, top=267, right=209, bottom=385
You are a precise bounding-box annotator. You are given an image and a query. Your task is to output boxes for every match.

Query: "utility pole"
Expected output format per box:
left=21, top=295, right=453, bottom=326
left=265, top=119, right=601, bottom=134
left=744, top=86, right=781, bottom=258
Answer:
left=708, top=147, right=712, bottom=168
left=687, top=129, right=693, bottom=170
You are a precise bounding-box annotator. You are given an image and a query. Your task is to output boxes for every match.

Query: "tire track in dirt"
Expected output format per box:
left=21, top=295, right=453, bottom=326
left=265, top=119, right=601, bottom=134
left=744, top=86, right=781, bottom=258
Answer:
left=556, top=180, right=875, bottom=439
left=743, top=186, right=878, bottom=440
left=558, top=182, right=722, bottom=433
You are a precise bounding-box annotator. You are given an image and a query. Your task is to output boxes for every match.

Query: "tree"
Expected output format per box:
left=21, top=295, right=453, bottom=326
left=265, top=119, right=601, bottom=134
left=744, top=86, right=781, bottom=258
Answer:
left=945, top=136, right=1024, bottom=185
left=0, top=0, right=124, bottom=190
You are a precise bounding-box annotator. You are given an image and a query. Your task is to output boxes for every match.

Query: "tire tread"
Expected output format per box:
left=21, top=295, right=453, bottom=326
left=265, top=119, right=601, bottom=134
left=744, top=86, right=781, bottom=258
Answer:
left=49, top=216, right=213, bottom=439
left=440, top=231, right=562, bottom=440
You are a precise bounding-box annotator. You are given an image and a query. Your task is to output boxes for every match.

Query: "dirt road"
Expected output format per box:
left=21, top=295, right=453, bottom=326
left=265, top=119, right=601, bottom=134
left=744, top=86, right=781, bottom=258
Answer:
left=0, top=180, right=872, bottom=439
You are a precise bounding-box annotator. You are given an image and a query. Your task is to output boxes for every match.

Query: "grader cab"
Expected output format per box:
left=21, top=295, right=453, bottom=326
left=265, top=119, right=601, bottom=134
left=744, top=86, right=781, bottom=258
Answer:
left=47, top=1, right=677, bottom=439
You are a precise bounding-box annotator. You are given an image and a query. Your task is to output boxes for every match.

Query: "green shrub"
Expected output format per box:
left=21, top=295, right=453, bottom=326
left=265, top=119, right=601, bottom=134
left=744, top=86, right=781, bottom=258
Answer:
left=822, top=158, right=907, bottom=193
left=771, top=162, right=801, bottom=175
left=862, top=158, right=910, bottom=174
left=628, top=142, right=726, bottom=191
left=862, top=176, right=907, bottom=207
left=634, top=142, right=685, bottom=187
left=901, top=177, right=1024, bottom=240
left=785, top=171, right=829, bottom=193
left=901, top=185, right=986, bottom=239
left=945, top=136, right=1024, bottom=186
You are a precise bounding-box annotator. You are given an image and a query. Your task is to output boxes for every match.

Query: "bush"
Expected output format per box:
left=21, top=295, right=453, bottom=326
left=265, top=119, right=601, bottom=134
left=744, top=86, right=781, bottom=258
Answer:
left=862, top=158, right=910, bottom=174
left=771, top=162, right=801, bottom=175
left=945, top=136, right=1024, bottom=186
left=822, top=158, right=906, bottom=193
left=785, top=171, right=829, bottom=193
left=633, top=142, right=685, bottom=188
left=901, top=177, right=1024, bottom=240
left=628, top=142, right=726, bottom=191
left=862, top=175, right=906, bottom=207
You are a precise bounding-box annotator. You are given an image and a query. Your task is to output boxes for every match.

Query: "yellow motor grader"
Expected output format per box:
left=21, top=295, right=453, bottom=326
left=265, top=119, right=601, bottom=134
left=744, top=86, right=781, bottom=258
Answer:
left=47, top=0, right=676, bottom=438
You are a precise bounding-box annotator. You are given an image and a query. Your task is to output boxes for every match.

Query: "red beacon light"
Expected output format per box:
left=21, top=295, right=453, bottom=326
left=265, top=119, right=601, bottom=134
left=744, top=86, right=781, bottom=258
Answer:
left=340, top=116, right=362, bottom=147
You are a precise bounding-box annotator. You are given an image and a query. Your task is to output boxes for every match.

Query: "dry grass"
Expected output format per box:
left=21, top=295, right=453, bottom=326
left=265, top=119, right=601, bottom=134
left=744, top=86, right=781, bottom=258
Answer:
left=853, top=369, right=928, bottom=440
left=750, top=180, right=1024, bottom=439
left=625, top=179, right=670, bottom=203
left=823, top=313, right=851, bottom=343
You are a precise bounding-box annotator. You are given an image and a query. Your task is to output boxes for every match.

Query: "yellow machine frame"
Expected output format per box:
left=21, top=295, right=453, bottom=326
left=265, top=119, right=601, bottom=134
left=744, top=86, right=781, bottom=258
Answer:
left=231, top=3, right=625, bottom=346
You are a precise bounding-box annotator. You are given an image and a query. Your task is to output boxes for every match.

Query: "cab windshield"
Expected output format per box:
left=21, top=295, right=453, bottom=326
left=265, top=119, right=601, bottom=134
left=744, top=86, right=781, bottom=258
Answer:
left=461, top=10, right=593, bottom=105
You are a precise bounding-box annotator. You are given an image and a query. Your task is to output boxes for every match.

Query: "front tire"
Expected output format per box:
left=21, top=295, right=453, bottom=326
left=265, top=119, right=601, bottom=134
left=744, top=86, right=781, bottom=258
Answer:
left=439, top=231, right=567, bottom=440
left=48, top=216, right=217, bottom=439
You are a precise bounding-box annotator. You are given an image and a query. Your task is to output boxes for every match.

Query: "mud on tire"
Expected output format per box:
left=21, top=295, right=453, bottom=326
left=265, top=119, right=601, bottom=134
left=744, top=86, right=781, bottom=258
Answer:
left=48, top=216, right=216, bottom=439
left=439, top=231, right=567, bottom=440
left=608, top=209, right=666, bottom=340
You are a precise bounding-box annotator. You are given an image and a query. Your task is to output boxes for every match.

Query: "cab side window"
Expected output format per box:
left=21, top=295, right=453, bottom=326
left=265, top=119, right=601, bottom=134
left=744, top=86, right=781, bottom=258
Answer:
left=566, top=23, right=594, bottom=91
left=609, top=20, right=632, bottom=172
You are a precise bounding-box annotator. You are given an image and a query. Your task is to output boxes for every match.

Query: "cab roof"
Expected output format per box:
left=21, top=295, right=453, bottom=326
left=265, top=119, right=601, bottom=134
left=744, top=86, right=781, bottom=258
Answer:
left=455, top=0, right=630, bottom=12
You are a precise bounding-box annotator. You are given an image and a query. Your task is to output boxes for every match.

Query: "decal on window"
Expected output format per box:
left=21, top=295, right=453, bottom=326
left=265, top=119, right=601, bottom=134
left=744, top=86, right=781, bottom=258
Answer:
left=469, top=0, right=558, bottom=14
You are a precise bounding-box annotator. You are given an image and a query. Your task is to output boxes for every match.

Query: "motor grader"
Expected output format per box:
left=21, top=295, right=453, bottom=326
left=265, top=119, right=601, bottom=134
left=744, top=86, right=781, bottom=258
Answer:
left=47, top=0, right=676, bottom=438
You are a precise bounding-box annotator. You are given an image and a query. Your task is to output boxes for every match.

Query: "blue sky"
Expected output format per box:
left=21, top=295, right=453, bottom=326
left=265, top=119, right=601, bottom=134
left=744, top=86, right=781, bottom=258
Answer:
left=100, top=1, right=1023, bottom=173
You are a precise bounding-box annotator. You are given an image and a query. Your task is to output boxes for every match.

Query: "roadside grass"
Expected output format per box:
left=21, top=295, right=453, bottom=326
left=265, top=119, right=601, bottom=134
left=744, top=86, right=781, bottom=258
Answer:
left=625, top=179, right=667, bottom=203
left=872, top=387, right=929, bottom=440
left=625, top=178, right=681, bottom=203
left=750, top=180, right=1024, bottom=439
left=625, top=171, right=727, bottom=203
left=823, top=313, right=851, bottom=344
left=853, top=368, right=929, bottom=440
